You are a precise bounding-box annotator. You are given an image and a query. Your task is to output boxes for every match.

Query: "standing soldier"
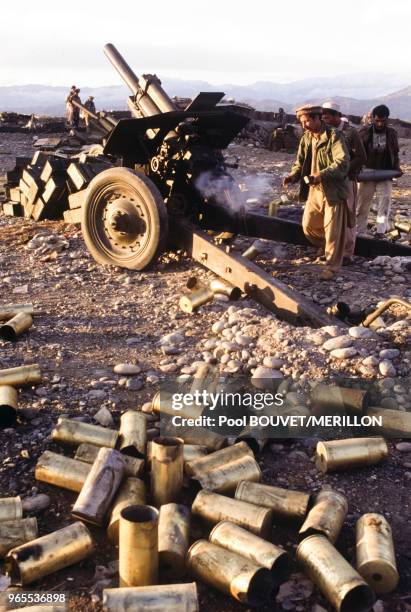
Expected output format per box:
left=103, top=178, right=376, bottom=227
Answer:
left=283, top=105, right=350, bottom=280
left=65, top=85, right=76, bottom=127
left=71, top=88, right=82, bottom=129
left=83, top=95, right=96, bottom=130
left=356, top=104, right=402, bottom=237
left=321, top=102, right=366, bottom=264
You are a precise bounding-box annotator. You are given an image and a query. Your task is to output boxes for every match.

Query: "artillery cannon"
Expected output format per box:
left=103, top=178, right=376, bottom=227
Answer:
left=73, top=44, right=411, bottom=326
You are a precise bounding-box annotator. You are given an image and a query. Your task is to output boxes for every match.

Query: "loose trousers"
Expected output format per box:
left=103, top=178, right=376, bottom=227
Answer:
left=356, top=179, right=392, bottom=234
left=344, top=180, right=357, bottom=259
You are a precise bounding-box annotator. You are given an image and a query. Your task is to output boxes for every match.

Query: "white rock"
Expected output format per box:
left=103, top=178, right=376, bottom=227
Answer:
left=235, top=334, right=253, bottom=346
left=387, top=319, right=409, bottom=331
left=252, top=366, right=283, bottom=389
left=212, top=321, right=226, bottom=334
left=322, top=325, right=342, bottom=337
left=330, top=347, right=358, bottom=359
left=348, top=327, right=374, bottom=339
left=160, top=332, right=185, bottom=345
left=379, top=360, right=397, bottom=377
left=114, top=363, right=141, bottom=375
left=87, top=389, right=106, bottom=400
left=379, top=349, right=400, bottom=360
left=263, top=356, right=285, bottom=369
left=94, top=406, right=114, bottom=427
left=323, top=335, right=353, bottom=351
left=362, top=355, right=379, bottom=367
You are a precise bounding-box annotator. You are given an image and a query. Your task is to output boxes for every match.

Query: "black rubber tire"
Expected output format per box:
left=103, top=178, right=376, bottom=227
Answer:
left=81, top=167, right=168, bottom=270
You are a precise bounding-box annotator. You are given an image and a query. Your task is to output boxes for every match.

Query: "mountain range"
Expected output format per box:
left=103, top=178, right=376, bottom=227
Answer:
left=1, top=73, right=410, bottom=120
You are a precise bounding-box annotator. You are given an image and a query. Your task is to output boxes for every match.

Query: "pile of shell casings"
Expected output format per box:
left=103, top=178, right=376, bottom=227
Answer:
left=179, top=275, right=242, bottom=313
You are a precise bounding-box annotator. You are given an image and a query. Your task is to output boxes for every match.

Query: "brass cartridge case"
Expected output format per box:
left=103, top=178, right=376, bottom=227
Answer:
left=35, top=451, right=91, bottom=492
left=356, top=513, right=399, bottom=593
left=183, top=444, right=208, bottom=463
left=119, top=410, right=147, bottom=458
left=0, top=518, right=38, bottom=558
left=299, top=489, right=348, bottom=543
left=296, top=534, right=375, bottom=612
left=169, top=426, right=226, bottom=451
left=0, top=313, right=33, bottom=341
left=107, top=477, right=146, bottom=544
left=119, top=504, right=159, bottom=587
left=75, top=443, right=144, bottom=477
left=0, top=497, right=22, bottom=523
left=0, top=385, right=18, bottom=428
left=151, top=390, right=203, bottom=420
left=179, top=288, right=214, bottom=313
left=235, top=429, right=269, bottom=454
left=316, top=437, right=388, bottom=473
left=4, top=606, right=68, bottom=612
left=186, top=539, right=275, bottom=606
left=72, top=447, right=125, bottom=526
left=193, top=454, right=262, bottom=494
left=210, top=520, right=291, bottom=583
left=209, top=278, right=241, bottom=300
left=235, top=481, right=310, bottom=522
left=102, top=583, right=199, bottom=612
left=0, top=304, right=34, bottom=321
left=0, top=365, right=41, bottom=387
left=242, top=243, right=262, bottom=260
left=192, top=489, right=273, bottom=538
left=366, top=407, right=411, bottom=437
left=185, top=441, right=254, bottom=478
left=5, top=522, right=93, bottom=586
left=311, top=384, right=369, bottom=415
left=151, top=437, right=184, bottom=507
left=51, top=417, right=118, bottom=448
left=158, top=503, right=190, bottom=579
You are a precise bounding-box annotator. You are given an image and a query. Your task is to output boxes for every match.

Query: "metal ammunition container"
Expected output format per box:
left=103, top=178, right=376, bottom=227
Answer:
left=102, top=583, right=199, bottom=612
left=0, top=304, right=34, bottom=321
left=72, top=447, right=125, bottom=526
left=210, top=521, right=291, bottom=583
left=0, top=364, right=41, bottom=387
left=186, top=539, right=275, bottom=606
left=296, top=534, right=375, bottom=612
left=366, top=407, right=411, bottom=437
left=193, top=454, right=262, bottom=494
left=107, top=478, right=146, bottom=544
left=311, top=384, right=369, bottom=415
left=0, top=385, right=18, bottom=428
left=235, top=481, right=310, bottom=522
left=356, top=513, right=399, bottom=593
left=75, top=443, right=144, bottom=477
left=209, top=278, right=241, bottom=300
left=151, top=437, right=184, bottom=507
left=51, top=417, right=118, bottom=448
left=151, top=391, right=203, bottom=420
left=5, top=521, right=93, bottom=586
left=192, top=489, right=273, bottom=538
left=179, top=287, right=214, bottom=313
left=299, top=489, right=348, bottom=543
left=158, top=503, right=190, bottom=579
left=118, top=410, right=147, bottom=458
left=119, top=504, right=159, bottom=587
left=0, top=518, right=38, bottom=558
left=185, top=441, right=254, bottom=477
left=0, top=312, right=33, bottom=341
left=0, top=497, right=22, bottom=523
left=316, top=437, right=388, bottom=473
left=35, top=451, right=91, bottom=492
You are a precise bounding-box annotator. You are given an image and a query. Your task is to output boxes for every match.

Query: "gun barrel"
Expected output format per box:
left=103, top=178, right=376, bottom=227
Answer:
left=104, top=43, right=140, bottom=96
left=71, top=99, right=117, bottom=133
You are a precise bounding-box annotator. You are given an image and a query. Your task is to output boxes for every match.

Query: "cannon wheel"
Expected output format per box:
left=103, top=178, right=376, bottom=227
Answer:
left=81, top=167, right=168, bottom=270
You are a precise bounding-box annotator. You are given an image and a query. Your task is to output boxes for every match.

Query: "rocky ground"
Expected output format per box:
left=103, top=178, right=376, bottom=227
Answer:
left=0, top=132, right=410, bottom=611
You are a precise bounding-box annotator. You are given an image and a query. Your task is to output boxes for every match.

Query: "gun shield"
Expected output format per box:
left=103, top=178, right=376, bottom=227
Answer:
left=296, top=534, right=375, bottom=612
left=0, top=312, right=33, bottom=341
left=5, top=522, right=93, bottom=586
left=316, top=437, right=388, bottom=473
left=119, top=505, right=159, bottom=587
left=0, top=364, right=41, bottom=387
left=119, top=410, right=147, bottom=458
left=75, top=443, right=144, bottom=477
left=210, top=521, right=291, bottom=583
left=299, top=489, right=348, bottom=543
left=51, top=417, right=118, bottom=448
left=193, top=454, right=262, bottom=494
left=356, top=513, right=399, bottom=593
left=235, top=481, right=310, bottom=522
left=0, top=518, right=38, bottom=558
left=107, top=477, right=146, bottom=544
left=0, top=385, right=18, bottom=428
left=102, top=583, right=199, bottom=612
left=158, top=503, right=190, bottom=579
left=151, top=437, right=184, bottom=507
left=0, top=497, right=23, bottom=523
left=35, top=451, right=91, bottom=492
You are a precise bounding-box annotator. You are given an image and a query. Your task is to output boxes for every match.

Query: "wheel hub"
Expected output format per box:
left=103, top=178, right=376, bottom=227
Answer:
left=104, top=198, right=146, bottom=247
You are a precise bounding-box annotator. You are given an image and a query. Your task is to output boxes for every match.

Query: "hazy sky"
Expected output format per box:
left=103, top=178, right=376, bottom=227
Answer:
left=0, top=0, right=410, bottom=87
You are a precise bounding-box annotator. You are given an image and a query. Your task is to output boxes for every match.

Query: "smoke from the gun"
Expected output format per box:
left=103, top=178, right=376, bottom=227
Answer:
left=195, top=171, right=273, bottom=211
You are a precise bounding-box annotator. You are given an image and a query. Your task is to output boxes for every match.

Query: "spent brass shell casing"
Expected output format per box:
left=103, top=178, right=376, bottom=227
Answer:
left=0, top=385, right=18, bottom=428
left=179, top=287, right=214, bottom=313
left=235, top=481, right=310, bottom=522
left=35, top=451, right=91, bottom=492
left=182, top=444, right=208, bottom=463
left=299, top=488, right=348, bottom=543
left=209, top=278, right=241, bottom=300
left=0, top=312, right=33, bottom=341
left=72, top=447, right=125, bottom=526
left=366, top=407, right=411, bottom=437
left=316, top=437, right=388, bottom=473
left=151, top=390, right=203, bottom=420
left=242, top=244, right=261, bottom=260
left=75, top=443, right=144, bottom=477
left=51, top=417, right=118, bottom=448
left=151, top=437, right=184, bottom=507
left=5, top=521, right=93, bottom=586
left=192, top=489, right=273, bottom=538
left=193, top=454, right=262, bottom=494
left=0, top=364, right=41, bottom=387
left=356, top=513, right=399, bottom=593
left=0, top=303, right=34, bottom=321
left=235, top=430, right=269, bottom=454
left=311, top=384, right=369, bottom=415
left=185, top=441, right=254, bottom=477
left=0, top=497, right=23, bottom=523
left=0, top=517, right=38, bottom=558
left=102, top=583, right=199, bottom=612
left=162, top=422, right=227, bottom=451
left=210, top=520, right=291, bottom=583
left=158, top=503, right=190, bottom=579
left=118, top=410, right=147, bottom=458
left=296, top=534, right=375, bottom=612
left=186, top=539, right=275, bottom=606
left=119, top=504, right=159, bottom=587
left=3, top=605, right=68, bottom=612
left=107, top=478, right=146, bottom=544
